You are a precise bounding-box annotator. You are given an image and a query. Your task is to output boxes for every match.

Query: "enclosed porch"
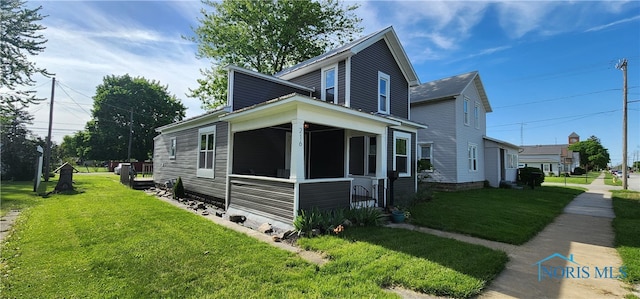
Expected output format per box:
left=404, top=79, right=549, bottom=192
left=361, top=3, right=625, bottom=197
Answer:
left=221, top=94, right=398, bottom=227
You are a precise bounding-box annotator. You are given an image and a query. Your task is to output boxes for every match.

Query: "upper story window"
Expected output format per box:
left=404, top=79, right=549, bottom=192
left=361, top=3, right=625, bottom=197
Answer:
left=463, top=97, right=470, bottom=126
left=393, top=131, right=412, bottom=177
left=197, top=125, right=216, bottom=178
left=169, top=137, right=177, bottom=159
left=321, top=64, right=338, bottom=103
left=474, top=102, right=480, bottom=129
left=378, top=72, right=390, bottom=114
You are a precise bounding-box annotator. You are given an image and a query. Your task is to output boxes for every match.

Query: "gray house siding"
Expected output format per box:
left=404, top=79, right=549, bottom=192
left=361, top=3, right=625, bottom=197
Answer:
left=231, top=72, right=311, bottom=110
left=228, top=177, right=294, bottom=223
left=412, top=100, right=458, bottom=183
left=153, top=121, right=228, bottom=201
left=287, top=61, right=346, bottom=104
left=299, top=181, right=351, bottom=211
left=351, top=39, right=409, bottom=118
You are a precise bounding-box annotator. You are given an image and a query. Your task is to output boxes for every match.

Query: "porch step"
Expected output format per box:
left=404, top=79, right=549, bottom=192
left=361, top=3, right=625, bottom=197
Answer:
left=500, top=180, right=523, bottom=190
left=132, top=178, right=155, bottom=190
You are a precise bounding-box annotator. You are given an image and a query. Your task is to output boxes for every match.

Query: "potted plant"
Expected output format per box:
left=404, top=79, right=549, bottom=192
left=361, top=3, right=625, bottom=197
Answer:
left=391, top=207, right=409, bottom=223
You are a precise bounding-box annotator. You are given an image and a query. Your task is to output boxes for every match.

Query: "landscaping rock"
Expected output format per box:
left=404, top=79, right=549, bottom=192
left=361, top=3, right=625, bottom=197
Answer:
left=201, top=210, right=209, bottom=216
left=258, top=223, right=273, bottom=234
left=215, top=210, right=224, bottom=217
left=343, top=219, right=353, bottom=226
left=272, top=235, right=282, bottom=242
left=311, top=228, right=321, bottom=237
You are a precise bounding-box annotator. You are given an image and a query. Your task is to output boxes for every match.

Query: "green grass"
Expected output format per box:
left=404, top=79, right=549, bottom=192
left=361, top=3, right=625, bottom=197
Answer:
left=611, top=190, right=640, bottom=284
left=409, top=186, right=585, bottom=245
left=544, top=171, right=600, bottom=184
left=0, top=174, right=506, bottom=298
left=604, top=172, right=624, bottom=186
left=0, top=180, right=54, bottom=217
left=298, top=227, right=508, bottom=298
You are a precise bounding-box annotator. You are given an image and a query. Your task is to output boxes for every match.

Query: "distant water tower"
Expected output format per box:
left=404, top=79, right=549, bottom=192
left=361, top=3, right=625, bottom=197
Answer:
left=568, top=132, right=580, bottom=145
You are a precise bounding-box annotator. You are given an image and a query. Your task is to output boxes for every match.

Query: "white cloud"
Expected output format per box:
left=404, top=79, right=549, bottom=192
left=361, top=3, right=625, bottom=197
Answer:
left=495, top=2, right=556, bottom=38
left=585, top=15, right=640, bottom=32
left=24, top=1, right=206, bottom=143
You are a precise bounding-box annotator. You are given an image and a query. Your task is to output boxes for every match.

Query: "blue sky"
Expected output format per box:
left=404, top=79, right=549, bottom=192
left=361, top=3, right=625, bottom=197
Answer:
left=21, top=1, right=640, bottom=167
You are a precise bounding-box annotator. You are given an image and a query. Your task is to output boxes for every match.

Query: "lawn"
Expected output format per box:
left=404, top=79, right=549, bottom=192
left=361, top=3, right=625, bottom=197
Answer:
left=604, top=172, right=623, bottom=186
left=0, top=180, right=53, bottom=217
left=544, top=171, right=600, bottom=184
left=611, top=190, right=640, bottom=284
left=0, top=174, right=507, bottom=298
left=409, top=186, right=585, bottom=245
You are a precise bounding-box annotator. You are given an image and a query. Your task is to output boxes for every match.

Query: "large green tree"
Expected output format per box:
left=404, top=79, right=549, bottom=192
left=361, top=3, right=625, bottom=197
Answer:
left=86, top=75, right=186, bottom=162
left=0, top=0, right=51, bottom=112
left=568, top=135, right=610, bottom=170
left=1, top=106, right=42, bottom=180
left=187, top=0, right=362, bottom=109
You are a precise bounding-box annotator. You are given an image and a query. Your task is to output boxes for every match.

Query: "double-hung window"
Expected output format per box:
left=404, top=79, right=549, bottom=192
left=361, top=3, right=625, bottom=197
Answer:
left=463, top=98, right=470, bottom=126
left=321, top=64, right=338, bottom=103
left=419, top=143, right=433, bottom=172
left=474, top=102, right=480, bottom=129
left=378, top=72, right=390, bottom=114
left=468, top=143, right=477, bottom=171
left=393, top=131, right=412, bottom=177
left=197, top=125, right=216, bottom=178
left=169, top=137, right=177, bottom=159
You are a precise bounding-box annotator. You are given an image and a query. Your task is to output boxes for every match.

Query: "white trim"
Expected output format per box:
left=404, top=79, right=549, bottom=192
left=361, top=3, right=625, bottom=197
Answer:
left=169, top=137, right=177, bottom=159
left=407, top=85, right=411, bottom=119
left=468, top=142, right=478, bottom=172
left=197, top=125, right=216, bottom=178
left=227, top=68, right=235, bottom=109
left=418, top=142, right=433, bottom=172
left=156, top=108, right=230, bottom=134
left=225, top=124, right=232, bottom=209
left=393, top=131, right=412, bottom=177
left=378, top=71, right=390, bottom=114
left=474, top=101, right=480, bottom=129
left=321, top=63, right=338, bottom=104
left=228, top=174, right=293, bottom=183
left=345, top=57, right=351, bottom=107
left=463, top=97, right=470, bottom=126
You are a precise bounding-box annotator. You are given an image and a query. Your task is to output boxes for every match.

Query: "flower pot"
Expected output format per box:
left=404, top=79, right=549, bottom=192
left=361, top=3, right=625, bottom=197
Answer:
left=391, top=210, right=405, bottom=223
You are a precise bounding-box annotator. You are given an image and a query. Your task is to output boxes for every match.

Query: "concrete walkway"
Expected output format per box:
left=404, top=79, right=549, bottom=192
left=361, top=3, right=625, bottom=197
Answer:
left=479, top=173, right=627, bottom=298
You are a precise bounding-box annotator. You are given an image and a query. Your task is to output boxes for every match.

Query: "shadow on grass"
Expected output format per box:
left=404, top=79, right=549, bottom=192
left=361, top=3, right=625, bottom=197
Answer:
left=339, top=226, right=508, bottom=282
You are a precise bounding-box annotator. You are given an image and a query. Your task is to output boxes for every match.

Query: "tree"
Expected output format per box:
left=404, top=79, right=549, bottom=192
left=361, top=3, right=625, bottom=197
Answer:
left=187, top=0, right=362, bottom=109
left=568, top=135, right=610, bottom=170
left=1, top=105, right=38, bottom=180
left=86, top=74, right=186, bottom=162
left=0, top=0, right=52, bottom=112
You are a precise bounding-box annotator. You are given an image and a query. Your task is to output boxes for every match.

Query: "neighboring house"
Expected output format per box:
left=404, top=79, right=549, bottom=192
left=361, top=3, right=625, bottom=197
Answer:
left=410, top=71, right=520, bottom=189
left=518, top=133, right=581, bottom=176
left=153, top=26, right=426, bottom=229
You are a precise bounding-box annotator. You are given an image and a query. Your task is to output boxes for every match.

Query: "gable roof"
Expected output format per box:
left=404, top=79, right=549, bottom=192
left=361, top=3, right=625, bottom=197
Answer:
left=410, top=71, right=492, bottom=112
left=569, top=132, right=579, bottom=138
left=275, top=26, right=420, bottom=87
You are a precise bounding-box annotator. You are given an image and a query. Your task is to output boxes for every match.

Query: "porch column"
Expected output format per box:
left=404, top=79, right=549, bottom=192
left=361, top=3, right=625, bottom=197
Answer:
left=290, top=119, right=305, bottom=181
left=376, top=133, right=388, bottom=207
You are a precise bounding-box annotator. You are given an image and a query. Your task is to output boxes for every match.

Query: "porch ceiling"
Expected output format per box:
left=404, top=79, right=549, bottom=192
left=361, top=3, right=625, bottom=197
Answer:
left=220, top=94, right=399, bottom=134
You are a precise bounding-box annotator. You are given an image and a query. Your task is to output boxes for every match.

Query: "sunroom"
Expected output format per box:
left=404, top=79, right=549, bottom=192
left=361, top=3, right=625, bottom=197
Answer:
left=220, top=93, right=401, bottom=228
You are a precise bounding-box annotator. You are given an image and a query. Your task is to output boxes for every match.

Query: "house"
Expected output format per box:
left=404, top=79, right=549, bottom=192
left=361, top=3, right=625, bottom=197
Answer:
left=153, top=26, right=427, bottom=229
left=518, top=133, right=581, bottom=176
left=410, top=71, right=520, bottom=189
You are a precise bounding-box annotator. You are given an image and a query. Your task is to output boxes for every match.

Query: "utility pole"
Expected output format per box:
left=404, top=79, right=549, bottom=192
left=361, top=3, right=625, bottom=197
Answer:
left=616, top=58, right=628, bottom=190
left=127, top=107, right=133, bottom=163
left=44, top=77, right=55, bottom=182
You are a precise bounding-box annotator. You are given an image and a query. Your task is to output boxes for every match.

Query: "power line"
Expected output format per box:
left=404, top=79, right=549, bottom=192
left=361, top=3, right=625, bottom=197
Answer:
left=488, top=109, right=621, bottom=128
left=493, top=86, right=639, bottom=109
left=56, top=82, right=93, bottom=116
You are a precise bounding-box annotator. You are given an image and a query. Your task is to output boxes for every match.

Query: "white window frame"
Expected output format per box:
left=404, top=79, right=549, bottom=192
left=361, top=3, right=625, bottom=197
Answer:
left=393, top=131, right=412, bottom=177
left=197, top=125, right=216, bottom=178
left=468, top=143, right=478, bottom=172
left=474, top=102, right=480, bottom=129
left=321, top=64, right=338, bottom=104
left=463, top=97, right=470, bottom=126
left=507, top=153, right=517, bottom=169
left=378, top=71, right=390, bottom=114
left=418, top=143, right=433, bottom=172
left=169, top=137, right=177, bottom=160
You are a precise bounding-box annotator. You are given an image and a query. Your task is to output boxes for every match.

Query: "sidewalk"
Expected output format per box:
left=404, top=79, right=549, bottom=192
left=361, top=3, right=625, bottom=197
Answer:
left=479, top=173, right=627, bottom=298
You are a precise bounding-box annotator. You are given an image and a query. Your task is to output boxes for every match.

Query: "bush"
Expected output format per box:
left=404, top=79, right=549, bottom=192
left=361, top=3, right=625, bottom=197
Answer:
left=294, top=208, right=347, bottom=237
left=517, top=167, right=545, bottom=187
left=346, top=207, right=383, bottom=226
left=173, top=177, right=185, bottom=199
left=572, top=167, right=586, bottom=175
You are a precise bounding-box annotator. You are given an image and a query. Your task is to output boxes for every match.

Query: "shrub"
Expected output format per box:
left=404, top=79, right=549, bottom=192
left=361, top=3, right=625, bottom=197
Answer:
left=346, top=207, right=383, bottom=226
left=173, top=177, right=185, bottom=199
left=294, top=208, right=347, bottom=237
left=572, top=167, right=586, bottom=175
left=517, top=167, right=545, bottom=187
